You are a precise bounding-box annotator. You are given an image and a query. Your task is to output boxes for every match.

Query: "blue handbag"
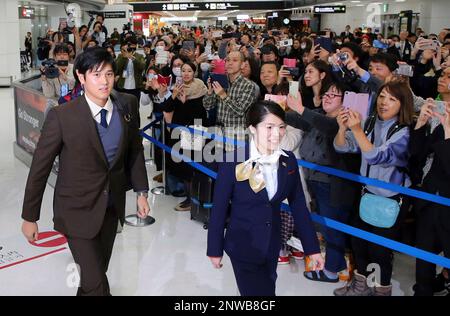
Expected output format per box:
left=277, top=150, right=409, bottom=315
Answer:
left=359, top=192, right=402, bottom=228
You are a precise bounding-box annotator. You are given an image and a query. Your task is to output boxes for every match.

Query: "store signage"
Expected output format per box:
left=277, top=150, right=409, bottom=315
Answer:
left=103, top=11, right=126, bottom=19
left=132, top=2, right=284, bottom=12
left=19, top=6, right=35, bottom=19
left=313, top=5, right=346, bottom=14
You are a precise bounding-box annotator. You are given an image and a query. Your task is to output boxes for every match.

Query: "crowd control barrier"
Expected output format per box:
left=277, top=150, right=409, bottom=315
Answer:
left=140, top=120, right=450, bottom=269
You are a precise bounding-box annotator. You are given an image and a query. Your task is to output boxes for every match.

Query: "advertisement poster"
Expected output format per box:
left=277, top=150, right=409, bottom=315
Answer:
left=14, top=87, right=54, bottom=155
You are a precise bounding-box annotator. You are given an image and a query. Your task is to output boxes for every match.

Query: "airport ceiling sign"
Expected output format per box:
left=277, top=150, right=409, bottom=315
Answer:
left=132, top=2, right=285, bottom=12
left=313, top=5, right=346, bottom=14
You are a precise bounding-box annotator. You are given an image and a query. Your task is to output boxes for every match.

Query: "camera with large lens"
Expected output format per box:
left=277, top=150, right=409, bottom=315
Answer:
left=335, top=52, right=358, bottom=83
left=41, top=59, right=59, bottom=79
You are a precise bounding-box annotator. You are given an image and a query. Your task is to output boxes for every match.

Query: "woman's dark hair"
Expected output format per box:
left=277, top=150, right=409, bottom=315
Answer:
left=246, top=100, right=285, bottom=128
left=74, top=47, right=116, bottom=75
left=79, top=25, right=88, bottom=33
left=195, top=43, right=205, bottom=55
left=377, top=81, right=414, bottom=125
left=181, top=61, right=197, bottom=73
left=301, top=59, right=333, bottom=98
left=93, top=21, right=103, bottom=31
left=243, top=55, right=260, bottom=83
left=300, top=37, right=313, bottom=54
left=170, top=54, right=189, bottom=69
left=51, top=32, right=63, bottom=43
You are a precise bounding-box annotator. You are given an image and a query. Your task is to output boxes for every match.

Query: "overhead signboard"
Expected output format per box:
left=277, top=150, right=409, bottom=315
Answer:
left=132, top=1, right=284, bottom=12
left=103, top=11, right=126, bottom=19
left=18, top=6, right=35, bottom=19
left=313, top=5, right=346, bottom=14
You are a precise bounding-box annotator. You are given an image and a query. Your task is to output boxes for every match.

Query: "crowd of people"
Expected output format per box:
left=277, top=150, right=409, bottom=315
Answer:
left=32, top=16, right=450, bottom=296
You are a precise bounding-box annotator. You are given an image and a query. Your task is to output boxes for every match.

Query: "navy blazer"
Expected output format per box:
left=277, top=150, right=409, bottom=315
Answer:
left=207, top=145, right=320, bottom=264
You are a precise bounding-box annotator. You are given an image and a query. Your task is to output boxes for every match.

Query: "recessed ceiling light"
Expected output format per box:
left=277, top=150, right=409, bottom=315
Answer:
left=351, top=1, right=361, bottom=3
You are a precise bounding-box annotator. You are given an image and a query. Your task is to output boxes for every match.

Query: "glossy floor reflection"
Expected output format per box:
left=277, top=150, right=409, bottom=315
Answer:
left=0, top=87, right=416, bottom=296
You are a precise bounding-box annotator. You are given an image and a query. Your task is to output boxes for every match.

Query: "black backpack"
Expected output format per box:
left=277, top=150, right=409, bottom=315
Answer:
left=363, top=113, right=407, bottom=141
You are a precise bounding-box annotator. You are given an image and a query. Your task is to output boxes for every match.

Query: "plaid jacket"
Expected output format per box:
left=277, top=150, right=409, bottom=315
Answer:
left=203, top=74, right=256, bottom=151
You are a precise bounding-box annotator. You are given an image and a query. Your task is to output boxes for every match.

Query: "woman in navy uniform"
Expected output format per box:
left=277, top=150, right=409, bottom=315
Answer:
left=207, top=100, right=324, bottom=296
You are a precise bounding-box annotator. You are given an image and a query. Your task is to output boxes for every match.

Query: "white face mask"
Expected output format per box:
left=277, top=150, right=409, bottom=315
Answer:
left=301, top=43, right=307, bottom=50
left=395, top=42, right=402, bottom=49
left=172, top=67, right=182, bottom=77
left=336, top=41, right=342, bottom=46
left=200, top=62, right=210, bottom=72
left=155, top=46, right=165, bottom=53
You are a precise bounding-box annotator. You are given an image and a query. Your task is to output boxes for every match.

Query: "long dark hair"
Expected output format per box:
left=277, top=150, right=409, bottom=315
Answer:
left=300, top=59, right=333, bottom=98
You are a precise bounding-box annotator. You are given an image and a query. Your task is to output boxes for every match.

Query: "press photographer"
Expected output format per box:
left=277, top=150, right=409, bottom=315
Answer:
left=41, top=43, right=75, bottom=98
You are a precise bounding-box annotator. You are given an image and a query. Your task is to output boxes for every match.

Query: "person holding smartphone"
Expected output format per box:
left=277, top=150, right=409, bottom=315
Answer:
left=410, top=96, right=450, bottom=296
left=115, top=38, right=146, bottom=102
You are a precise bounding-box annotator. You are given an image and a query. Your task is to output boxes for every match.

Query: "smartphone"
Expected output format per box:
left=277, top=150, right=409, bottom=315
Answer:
left=289, top=81, right=299, bottom=97
left=212, top=31, right=223, bottom=38
left=262, top=33, right=270, bottom=40
left=157, top=74, right=172, bottom=86
left=315, top=37, right=333, bottom=52
left=395, top=64, right=414, bottom=77
left=373, top=40, right=389, bottom=50
left=232, top=32, right=241, bottom=39
left=182, top=40, right=195, bottom=51
left=343, top=91, right=370, bottom=121
left=209, top=73, right=229, bottom=89
left=283, top=58, right=299, bottom=77
left=222, top=33, right=233, bottom=39
left=271, top=30, right=281, bottom=36
left=155, top=51, right=169, bottom=65
left=279, top=39, right=293, bottom=47
left=420, top=39, right=439, bottom=51
left=434, top=101, right=446, bottom=115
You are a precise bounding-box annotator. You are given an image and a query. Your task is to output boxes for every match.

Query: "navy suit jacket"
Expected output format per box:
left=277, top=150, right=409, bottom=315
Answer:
left=207, top=145, right=320, bottom=264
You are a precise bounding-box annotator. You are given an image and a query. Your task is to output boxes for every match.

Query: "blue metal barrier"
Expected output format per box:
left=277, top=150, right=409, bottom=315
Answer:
left=140, top=125, right=450, bottom=269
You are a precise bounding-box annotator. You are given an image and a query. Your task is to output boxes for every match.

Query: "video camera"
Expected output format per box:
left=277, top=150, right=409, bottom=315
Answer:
left=41, top=59, right=59, bottom=79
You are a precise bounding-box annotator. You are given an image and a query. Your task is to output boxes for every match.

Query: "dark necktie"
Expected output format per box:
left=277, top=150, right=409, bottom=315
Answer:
left=100, top=109, right=108, bottom=128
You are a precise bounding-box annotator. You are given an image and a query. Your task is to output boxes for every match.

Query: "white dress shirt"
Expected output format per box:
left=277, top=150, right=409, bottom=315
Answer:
left=249, top=139, right=288, bottom=200
left=85, top=94, right=113, bottom=125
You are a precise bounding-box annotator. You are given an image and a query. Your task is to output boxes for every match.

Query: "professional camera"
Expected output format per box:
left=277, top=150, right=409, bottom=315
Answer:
left=41, top=59, right=59, bottom=79
left=337, top=52, right=349, bottom=63
left=334, top=52, right=358, bottom=83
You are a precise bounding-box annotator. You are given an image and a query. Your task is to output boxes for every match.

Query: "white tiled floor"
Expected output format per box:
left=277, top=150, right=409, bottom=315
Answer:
left=0, top=87, right=416, bottom=296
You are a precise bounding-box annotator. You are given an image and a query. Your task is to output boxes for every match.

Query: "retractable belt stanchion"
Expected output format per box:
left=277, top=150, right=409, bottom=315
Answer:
left=145, top=118, right=155, bottom=166
left=151, top=118, right=166, bottom=195
left=124, top=193, right=156, bottom=227
left=123, top=119, right=159, bottom=228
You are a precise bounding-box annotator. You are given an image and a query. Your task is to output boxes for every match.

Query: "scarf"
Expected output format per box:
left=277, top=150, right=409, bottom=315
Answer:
left=235, top=140, right=288, bottom=194
left=183, top=78, right=208, bottom=100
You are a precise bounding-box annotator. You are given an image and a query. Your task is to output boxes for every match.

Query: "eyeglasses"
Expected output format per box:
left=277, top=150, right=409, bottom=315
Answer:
left=322, top=93, right=343, bottom=99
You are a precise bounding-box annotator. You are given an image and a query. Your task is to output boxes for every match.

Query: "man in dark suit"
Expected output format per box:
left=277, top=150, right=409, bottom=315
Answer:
left=398, top=31, right=412, bottom=62
left=21, top=47, right=150, bottom=296
left=340, top=25, right=354, bottom=41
